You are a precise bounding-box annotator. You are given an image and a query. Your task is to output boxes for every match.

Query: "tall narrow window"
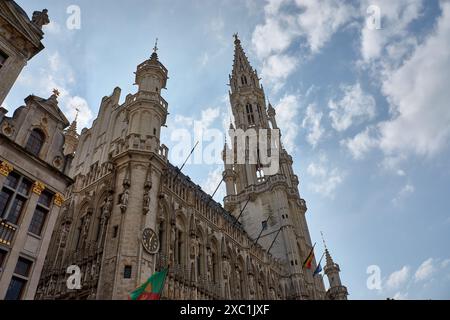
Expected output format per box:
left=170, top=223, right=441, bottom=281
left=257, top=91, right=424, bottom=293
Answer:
left=246, top=104, right=255, bottom=125
left=29, top=190, right=53, bottom=236
left=0, top=172, right=31, bottom=225
left=5, top=257, right=33, bottom=300
left=25, top=129, right=45, bottom=157
left=0, top=50, right=7, bottom=69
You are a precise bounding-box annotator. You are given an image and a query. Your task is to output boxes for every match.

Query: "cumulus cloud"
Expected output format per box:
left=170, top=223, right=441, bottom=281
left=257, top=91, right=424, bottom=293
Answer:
left=261, top=54, right=299, bottom=91
left=415, top=258, right=435, bottom=282
left=392, top=183, right=415, bottom=206
left=360, top=0, right=424, bottom=63
left=15, top=51, right=93, bottom=130
left=273, top=94, right=301, bottom=153
left=306, top=154, right=345, bottom=198
left=252, top=0, right=356, bottom=90
left=386, top=266, right=410, bottom=290
left=343, top=2, right=450, bottom=167
left=341, top=127, right=378, bottom=160
left=329, top=83, right=376, bottom=132
left=302, top=103, right=324, bottom=148
left=377, top=1, right=450, bottom=158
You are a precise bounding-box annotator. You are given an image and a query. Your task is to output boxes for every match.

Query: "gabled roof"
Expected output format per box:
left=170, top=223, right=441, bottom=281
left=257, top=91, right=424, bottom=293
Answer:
left=25, top=94, right=70, bottom=128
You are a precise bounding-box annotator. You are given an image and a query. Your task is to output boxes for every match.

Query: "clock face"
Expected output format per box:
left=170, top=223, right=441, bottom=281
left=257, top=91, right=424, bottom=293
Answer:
left=142, top=228, right=159, bottom=254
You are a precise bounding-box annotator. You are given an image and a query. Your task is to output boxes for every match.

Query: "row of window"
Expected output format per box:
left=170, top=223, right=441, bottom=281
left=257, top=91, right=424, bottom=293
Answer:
left=0, top=171, right=53, bottom=236
left=0, top=248, right=33, bottom=300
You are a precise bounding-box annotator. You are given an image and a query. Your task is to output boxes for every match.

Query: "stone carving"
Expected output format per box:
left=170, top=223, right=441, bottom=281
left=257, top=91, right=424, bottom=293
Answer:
left=119, top=189, right=129, bottom=213
left=0, top=161, right=13, bottom=176
left=143, top=189, right=151, bottom=215
left=32, top=181, right=46, bottom=195
left=53, top=193, right=64, bottom=207
left=60, top=223, right=70, bottom=248
left=31, top=9, right=50, bottom=29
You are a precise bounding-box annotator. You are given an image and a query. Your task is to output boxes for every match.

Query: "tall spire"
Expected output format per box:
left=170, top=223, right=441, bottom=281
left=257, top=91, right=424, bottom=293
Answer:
left=231, top=33, right=255, bottom=80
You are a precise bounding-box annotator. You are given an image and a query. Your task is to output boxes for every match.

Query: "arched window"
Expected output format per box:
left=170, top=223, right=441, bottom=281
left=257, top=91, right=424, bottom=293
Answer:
left=241, top=75, right=248, bottom=86
left=25, top=129, right=45, bottom=156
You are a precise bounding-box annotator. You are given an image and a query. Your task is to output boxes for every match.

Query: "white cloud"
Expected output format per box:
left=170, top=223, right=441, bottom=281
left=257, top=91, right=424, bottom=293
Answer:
left=306, top=155, right=345, bottom=198
left=342, top=127, right=378, bottom=160
left=377, top=2, right=450, bottom=158
left=360, top=0, right=424, bottom=63
left=15, top=51, right=92, bottom=130
left=252, top=0, right=356, bottom=91
left=261, top=54, right=299, bottom=91
left=329, top=83, right=376, bottom=132
left=386, top=266, right=410, bottom=290
left=302, top=103, right=324, bottom=148
left=393, top=291, right=409, bottom=300
left=294, top=0, right=357, bottom=53
left=441, top=259, right=450, bottom=269
left=201, top=165, right=225, bottom=202
left=274, top=95, right=301, bottom=154
left=415, top=258, right=435, bottom=282
left=392, top=183, right=415, bottom=205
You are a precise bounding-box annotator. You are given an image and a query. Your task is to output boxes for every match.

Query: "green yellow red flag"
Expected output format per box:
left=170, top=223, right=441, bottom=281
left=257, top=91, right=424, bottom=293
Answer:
left=129, top=268, right=168, bottom=300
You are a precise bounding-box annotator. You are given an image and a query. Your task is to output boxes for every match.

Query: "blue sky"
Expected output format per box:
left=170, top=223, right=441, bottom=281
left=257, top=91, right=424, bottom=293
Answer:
left=5, top=0, right=450, bottom=299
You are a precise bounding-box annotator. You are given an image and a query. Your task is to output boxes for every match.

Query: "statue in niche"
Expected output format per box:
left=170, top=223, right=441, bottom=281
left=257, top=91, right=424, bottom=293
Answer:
left=60, top=222, right=70, bottom=247
left=119, top=189, right=129, bottom=213
left=143, top=190, right=151, bottom=215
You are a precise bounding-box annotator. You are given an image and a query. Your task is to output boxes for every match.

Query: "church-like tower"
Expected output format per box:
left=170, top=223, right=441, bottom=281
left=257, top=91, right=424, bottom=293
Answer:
left=324, top=247, right=348, bottom=300
left=223, top=35, right=326, bottom=299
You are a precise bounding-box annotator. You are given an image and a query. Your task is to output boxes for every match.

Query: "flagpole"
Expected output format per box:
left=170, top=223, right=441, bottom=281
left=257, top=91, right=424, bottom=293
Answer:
left=173, top=141, right=199, bottom=181
left=267, top=227, right=282, bottom=254
left=232, top=197, right=250, bottom=227
left=158, top=268, right=169, bottom=300
left=253, top=220, right=267, bottom=246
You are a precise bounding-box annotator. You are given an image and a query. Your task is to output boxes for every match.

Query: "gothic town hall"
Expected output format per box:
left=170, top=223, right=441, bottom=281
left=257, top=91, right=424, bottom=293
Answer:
left=0, top=2, right=348, bottom=301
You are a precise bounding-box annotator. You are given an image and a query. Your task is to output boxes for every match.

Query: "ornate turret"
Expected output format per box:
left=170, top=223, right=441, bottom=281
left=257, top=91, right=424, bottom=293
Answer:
left=135, top=39, right=168, bottom=94
left=323, top=244, right=348, bottom=300
left=64, top=109, right=79, bottom=156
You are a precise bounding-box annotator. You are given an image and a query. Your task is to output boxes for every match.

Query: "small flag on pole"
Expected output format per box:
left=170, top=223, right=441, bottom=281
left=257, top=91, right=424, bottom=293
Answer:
left=129, top=268, right=168, bottom=300
left=313, top=263, right=322, bottom=276
left=313, top=252, right=325, bottom=276
left=302, top=243, right=316, bottom=270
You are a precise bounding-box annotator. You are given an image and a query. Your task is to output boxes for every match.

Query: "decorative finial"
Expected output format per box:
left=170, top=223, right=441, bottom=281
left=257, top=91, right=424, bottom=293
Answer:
left=74, top=107, right=80, bottom=122
left=233, top=33, right=239, bottom=42
left=321, top=231, right=328, bottom=251
left=153, top=38, right=159, bottom=53
left=53, top=88, right=60, bottom=97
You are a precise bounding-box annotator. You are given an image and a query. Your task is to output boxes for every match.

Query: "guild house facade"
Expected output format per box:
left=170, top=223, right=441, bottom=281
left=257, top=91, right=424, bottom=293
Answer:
left=0, top=2, right=75, bottom=300
left=35, top=34, right=348, bottom=300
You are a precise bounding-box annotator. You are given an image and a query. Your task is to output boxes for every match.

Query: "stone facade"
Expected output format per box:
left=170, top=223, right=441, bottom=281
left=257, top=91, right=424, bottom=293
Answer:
left=0, top=90, right=74, bottom=299
left=0, top=1, right=49, bottom=106
left=36, top=37, right=347, bottom=300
